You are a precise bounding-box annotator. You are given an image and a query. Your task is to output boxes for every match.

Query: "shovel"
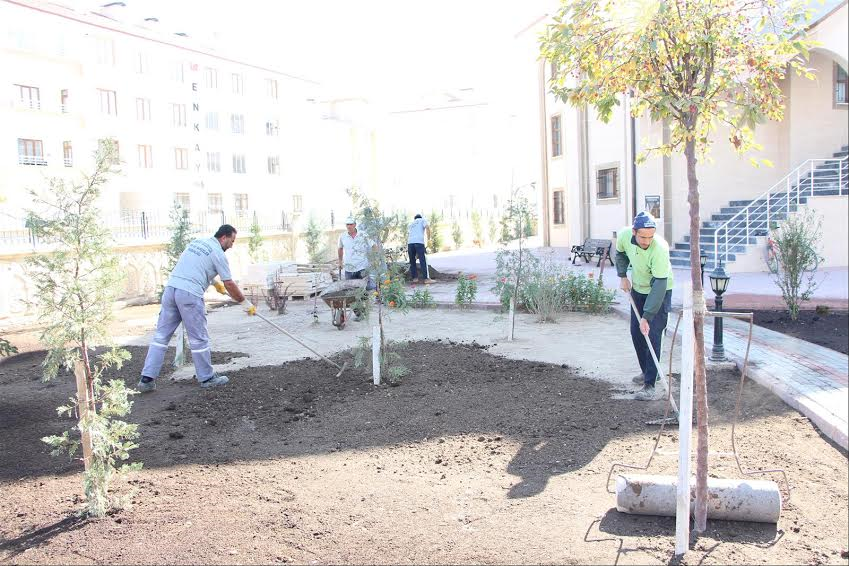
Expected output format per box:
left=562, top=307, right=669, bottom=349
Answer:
left=253, top=311, right=348, bottom=377
left=624, top=290, right=680, bottom=425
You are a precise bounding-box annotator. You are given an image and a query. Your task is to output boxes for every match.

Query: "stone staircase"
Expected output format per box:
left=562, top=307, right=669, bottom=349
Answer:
left=670, top=146, right=848, bottom=270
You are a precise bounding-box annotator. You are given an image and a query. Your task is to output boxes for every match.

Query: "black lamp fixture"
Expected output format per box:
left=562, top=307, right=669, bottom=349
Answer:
left=708, top=261, right=731, bottom=361
left=699, top=249, right=708, bottom=287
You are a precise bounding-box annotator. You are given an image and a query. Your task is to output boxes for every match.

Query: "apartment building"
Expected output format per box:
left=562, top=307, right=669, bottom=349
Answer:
left=1, top=0, right=356, bottom=237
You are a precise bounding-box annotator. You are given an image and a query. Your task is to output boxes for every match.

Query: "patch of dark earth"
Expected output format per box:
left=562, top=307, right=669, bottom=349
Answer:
left=750, top=309, right=848, bottom=354
left=0, top=342, right=846, bottom=564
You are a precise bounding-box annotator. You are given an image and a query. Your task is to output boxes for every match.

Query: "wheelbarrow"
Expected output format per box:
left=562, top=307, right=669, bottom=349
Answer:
left=320, top=278, right=368, bottom=330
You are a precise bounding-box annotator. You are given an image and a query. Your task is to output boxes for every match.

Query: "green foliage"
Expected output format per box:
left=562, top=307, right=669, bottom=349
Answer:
left=488, top=216, right=498, bottom=243
left=409, top=287, right=435, bottom=309
left=248, top=213, right=265, bottom=262
left=25, top=139, right=140, bottom=517
left=353, top=336, right=371, bottom=369
left=383, top=350, right=409, bottom=385
left=455, top=273, right=478, bottom=308
left=427, top=210, right=443, bottom=254
left=304, top=214, right=329, bottom=264
left=163, top=201, right=192, bottom=288
left=540, top=0, right=814, bottom=163
left=767, top=209, right=823, bottom=321
left=493, top=251, right=614, bottom=317
left=0, top=338, right=17, bottom=357
left=380, top=266, right=409, bottom=312
left=451, top=220, right=464, bottom=249
left=471, top=211, right=483, bottom=246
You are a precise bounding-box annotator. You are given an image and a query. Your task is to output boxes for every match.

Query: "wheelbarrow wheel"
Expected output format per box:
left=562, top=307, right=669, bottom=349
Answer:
left=332, top=307, right=346, bottom=330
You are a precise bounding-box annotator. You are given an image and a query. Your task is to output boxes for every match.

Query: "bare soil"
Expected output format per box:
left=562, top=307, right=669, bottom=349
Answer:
left=1, top=342, right=847, bottom=565
left=750, top=309, right=849, bottom=354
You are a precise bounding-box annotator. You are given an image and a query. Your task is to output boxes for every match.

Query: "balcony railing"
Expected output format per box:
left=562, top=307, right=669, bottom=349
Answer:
left=18, top=98, right=41, bottom=110
left=18, top=155, right=48, bottom=166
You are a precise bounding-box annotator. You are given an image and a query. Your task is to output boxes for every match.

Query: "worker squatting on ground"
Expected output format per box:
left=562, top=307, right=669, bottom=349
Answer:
left=615, top=212, right=674, bottom=401
left=137, top=224, right=256, bottom=393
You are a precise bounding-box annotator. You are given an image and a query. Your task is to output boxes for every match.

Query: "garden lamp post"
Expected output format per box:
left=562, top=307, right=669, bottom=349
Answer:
left=699, top=249, right=708, bottom=287
left=709, top=261, right=731, bottom=361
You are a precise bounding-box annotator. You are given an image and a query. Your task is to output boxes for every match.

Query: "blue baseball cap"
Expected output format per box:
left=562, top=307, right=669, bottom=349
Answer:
left=633, top=211, right=657, bottom=230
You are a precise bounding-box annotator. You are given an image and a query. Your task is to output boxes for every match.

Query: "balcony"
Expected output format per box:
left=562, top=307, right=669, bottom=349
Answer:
left=19, top=155, right=48, bottom=166
left=18, top=98, right=41, bottom=110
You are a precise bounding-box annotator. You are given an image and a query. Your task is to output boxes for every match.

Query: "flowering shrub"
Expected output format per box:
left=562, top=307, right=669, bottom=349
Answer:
left=381, top=271, right=408, bottom=311
left=455, top=273, right=478, bottom=307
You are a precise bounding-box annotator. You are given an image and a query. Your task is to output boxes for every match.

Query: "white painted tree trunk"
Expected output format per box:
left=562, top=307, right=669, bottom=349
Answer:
left=372, top=326, right=381, bottom=385
left=676, top=280, right=695, bottom=556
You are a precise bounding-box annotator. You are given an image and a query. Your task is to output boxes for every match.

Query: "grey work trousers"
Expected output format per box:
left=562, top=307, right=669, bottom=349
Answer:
left=141, top=286, right=214, bottom=382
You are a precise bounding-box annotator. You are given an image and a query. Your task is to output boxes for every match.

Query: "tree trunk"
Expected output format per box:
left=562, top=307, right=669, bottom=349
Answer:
left=685, top=138, right=710, bottom=532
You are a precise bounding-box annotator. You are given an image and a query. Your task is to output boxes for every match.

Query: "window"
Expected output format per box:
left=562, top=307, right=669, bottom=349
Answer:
left=60, top=89, right=69, bottom=113
left=293, top=194, right=303, bottom=213
left=208, top=193, right=223, bottom=214
left=552, top=190, right=565, bottom=225
left=174, top=147, right=189, bottom=170
left=597, top=167, right=619, bottom=199
left=206, top=151, right=221, bottom=172
left=98, top=138, right=120, bottom=164
left=98, top=88, right=117, bottom=115
left=234, top=193, right=248, bottom=214
left=230, top=113, right=245, bottom=134
left=172, top=61, right=185, bottom=83
left=551, top=115, right=562, bottom=157
left=18, top=138, right=46, bottom=165
left=16, top=84, right=40, bottom=109
left=63, top=141, right=73, bottom=167
left=203, top=67, right=218, bottom=89
left=136, top=97, right=151, bottom=121
left=836, top=64, right=848, bottom=105
left=171, top=103, right=187, bottom=127
left=95, top=37, right=115, bottom=65
left=232, top=154, right=246, bottom=174
left=265, top=78, right=278, bottom=99
left=267, top=155, right=280, bottom=175
left=231, top=73, right=244, bottom=95
left=137, top=144, right=153, bottom=168
left=135, top=52, right=149, bottom=74
left=265, top=119, right=279, bottom=136
left=205, top=111, right=219, bottom=131
left=174, top=192, right=190, bottom=211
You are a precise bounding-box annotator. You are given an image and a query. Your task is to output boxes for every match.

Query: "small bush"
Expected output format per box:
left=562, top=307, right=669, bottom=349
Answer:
left=451, top=220, right=464, bottom=249
left=767, top=209, right=823, bottom=321
left=409, top=288, right=436, bottom=309
left=455, top=273, right=478, bottom=307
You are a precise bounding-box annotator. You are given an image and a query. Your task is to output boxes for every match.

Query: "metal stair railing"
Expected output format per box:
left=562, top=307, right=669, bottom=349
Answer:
left=712, top=156, right=848, bottom=265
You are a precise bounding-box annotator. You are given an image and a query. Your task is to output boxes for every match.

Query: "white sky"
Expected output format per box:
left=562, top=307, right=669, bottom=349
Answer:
left=80, top=0, right=557, bottom=108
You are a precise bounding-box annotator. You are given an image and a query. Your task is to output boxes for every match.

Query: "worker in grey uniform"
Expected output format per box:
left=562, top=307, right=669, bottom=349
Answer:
left=137, top=224, right=255, bottom=392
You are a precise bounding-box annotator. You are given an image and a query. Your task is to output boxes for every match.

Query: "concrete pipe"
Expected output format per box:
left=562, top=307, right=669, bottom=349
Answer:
left=615, top=474, right=782, bottom=523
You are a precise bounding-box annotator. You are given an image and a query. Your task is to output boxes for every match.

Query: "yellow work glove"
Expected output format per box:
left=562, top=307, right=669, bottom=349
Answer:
left=242, top=300, right=257, bottom=316
left=213, top=280, right=227, bottom=295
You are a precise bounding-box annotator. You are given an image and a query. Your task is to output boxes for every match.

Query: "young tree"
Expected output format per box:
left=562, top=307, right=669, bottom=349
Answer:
left=451, top=220, right=464, bottom=249
left=540, top=0, right=814, bottom=531
left=768, top=209, right=823, bottom=320
left=427, top=210, right=443, bottom=254
left=488, top=215, right=498, bottom=243
left=471, top=210, right=483, bottom=246
left=162, top=201, right=193, bottom=291
left=248, top=212, right=265, bottom=262
left=25, top=140, right=141, bottom=517
left=304, top=214, right=330, bottom=263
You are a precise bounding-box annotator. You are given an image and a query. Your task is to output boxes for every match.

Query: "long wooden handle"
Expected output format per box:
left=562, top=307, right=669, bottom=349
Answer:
left=254, top=312, right=342, bottom=370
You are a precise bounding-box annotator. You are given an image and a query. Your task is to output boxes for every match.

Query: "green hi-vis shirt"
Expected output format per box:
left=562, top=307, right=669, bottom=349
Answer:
left=615, top=227, right=674, bottom=294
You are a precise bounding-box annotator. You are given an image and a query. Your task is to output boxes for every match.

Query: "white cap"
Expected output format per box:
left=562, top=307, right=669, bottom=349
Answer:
left=345, top=216, right=356, bottom=224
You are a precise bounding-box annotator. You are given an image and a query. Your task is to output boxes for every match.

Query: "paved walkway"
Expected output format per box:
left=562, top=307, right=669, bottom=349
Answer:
left=426, top=246, right=849, bottom=449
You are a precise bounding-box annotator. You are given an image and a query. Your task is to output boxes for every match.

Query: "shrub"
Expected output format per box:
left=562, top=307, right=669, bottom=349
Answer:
left=409, top=288, right=436, bottom=309
left=455, top=273, right=478, bottom=307
left=471, top=211, right=483, bottom=246
left=304, top=214, right=329, bottom=264
left=248, top=213, right=265, bottom=262
left=451, top=220, right=464, bottom=249
left=427, top=210, right=443, bottom=253
left=767, top=209, right=823, bottom=321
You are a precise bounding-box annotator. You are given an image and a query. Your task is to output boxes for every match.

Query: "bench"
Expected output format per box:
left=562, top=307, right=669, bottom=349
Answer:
left=570, top=238, right=614, bottom=266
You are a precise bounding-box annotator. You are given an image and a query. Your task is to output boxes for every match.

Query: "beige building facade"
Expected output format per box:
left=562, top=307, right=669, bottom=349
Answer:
left=536, top=1, right=848, bottom=272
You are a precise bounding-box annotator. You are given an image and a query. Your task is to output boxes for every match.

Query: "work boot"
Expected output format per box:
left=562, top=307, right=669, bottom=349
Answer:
left=633, top=384, right=657, bottom=401
left=631, top=373, right=645, bottom=385
left=200, top=374, right=229, bottom=388
left=137, top=376, right=156, bottom=393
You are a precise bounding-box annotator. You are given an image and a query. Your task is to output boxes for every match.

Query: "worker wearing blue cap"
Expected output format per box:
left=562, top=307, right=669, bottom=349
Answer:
left=615, top=211, right=674, bottom=400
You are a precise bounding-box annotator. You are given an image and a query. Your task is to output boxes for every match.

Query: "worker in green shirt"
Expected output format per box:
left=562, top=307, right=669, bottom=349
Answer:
left=615, top=212, right=673, bottom=400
